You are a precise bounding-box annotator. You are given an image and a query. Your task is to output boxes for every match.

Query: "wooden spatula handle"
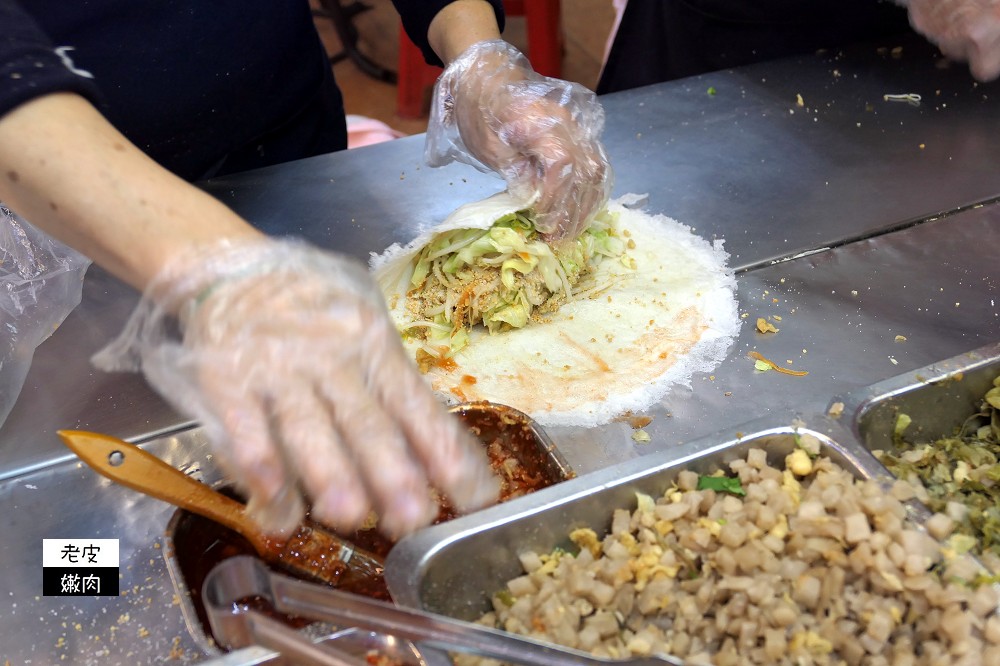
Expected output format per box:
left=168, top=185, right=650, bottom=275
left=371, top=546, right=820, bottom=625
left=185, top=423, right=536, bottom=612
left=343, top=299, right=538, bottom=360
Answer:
left=57, top=430, right=264, bottom=547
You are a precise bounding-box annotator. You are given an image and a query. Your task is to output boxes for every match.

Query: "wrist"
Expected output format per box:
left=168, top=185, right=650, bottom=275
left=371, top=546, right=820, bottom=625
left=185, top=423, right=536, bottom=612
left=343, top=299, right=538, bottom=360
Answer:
left=428, top=0, right=502, bottom=65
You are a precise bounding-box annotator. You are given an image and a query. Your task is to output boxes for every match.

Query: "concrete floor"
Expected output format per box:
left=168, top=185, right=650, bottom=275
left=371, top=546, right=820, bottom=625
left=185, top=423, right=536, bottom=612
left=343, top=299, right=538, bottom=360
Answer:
left=313, top=0, right=616, bottom=137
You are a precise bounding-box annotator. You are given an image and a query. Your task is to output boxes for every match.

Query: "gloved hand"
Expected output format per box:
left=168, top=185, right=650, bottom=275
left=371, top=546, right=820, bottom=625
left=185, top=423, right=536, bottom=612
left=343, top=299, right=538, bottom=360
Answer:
left=904, top=0, right=1000, bottom=81
left=426, top=40, right=613, bottom=241
left=93, top=238, right=500, bottom=538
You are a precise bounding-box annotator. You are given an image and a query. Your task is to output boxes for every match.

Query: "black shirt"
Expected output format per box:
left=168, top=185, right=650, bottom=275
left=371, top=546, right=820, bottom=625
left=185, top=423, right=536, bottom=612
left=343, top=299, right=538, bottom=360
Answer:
left=598, top=0, right=911, bottom=94
left=0, top=0, right=503, bottom=180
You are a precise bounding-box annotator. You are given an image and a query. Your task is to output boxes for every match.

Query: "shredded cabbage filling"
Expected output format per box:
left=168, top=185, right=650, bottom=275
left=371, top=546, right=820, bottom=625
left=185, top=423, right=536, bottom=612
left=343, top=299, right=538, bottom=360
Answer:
left=400, top=209, right=628, bottom=363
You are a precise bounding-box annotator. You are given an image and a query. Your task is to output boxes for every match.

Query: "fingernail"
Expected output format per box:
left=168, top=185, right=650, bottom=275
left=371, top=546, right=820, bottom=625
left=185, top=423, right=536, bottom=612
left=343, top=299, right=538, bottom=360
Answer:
left=245, top=458, right=285, bottom=498
left=316, top=486, right=364, bottom=527
left=389, top=493, right=435, bottom=533
left=247, top=487, right=304, bottom=537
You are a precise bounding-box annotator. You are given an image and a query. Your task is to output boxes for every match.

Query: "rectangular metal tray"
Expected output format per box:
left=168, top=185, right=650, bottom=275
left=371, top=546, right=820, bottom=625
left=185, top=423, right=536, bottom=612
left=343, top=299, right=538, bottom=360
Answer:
left=384, top=423, right=889, bottom=621
left=846, top=341, right=1000, bottom=453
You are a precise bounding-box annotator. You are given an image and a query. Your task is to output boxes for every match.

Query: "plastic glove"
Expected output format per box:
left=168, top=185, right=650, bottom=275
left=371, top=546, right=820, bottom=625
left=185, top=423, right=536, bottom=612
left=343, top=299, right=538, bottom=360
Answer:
left=904, top=0, right=1000, bottom=81
left=426, top=40, right=613, bottom=241
left=0, top=204, right=90, bottom=428
left=93, top=238, right=499, bottom=538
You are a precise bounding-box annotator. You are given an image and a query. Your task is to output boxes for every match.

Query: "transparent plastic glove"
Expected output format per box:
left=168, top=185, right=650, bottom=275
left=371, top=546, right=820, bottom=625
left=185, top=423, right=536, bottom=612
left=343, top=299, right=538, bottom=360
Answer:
left=0, top=204, right=90, bottom=427
left=904, top=0, right=1000, bottom=81
left=93, top=238, right=499, bottom=538
left=426, top=40, right=613, bottom=241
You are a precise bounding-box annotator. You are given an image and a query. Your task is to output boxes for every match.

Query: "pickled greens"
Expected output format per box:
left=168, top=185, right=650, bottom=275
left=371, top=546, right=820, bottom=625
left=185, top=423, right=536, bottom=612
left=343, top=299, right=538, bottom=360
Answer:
left=875, top=375, right=1000, bottom=565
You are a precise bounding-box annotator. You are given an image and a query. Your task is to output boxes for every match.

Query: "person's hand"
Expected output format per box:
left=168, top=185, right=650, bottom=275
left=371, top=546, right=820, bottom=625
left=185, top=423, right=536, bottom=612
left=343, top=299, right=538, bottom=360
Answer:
left=426, top=40, right=613, bottom=241
left=93, top=238, right=500, bottom=538
left=906, top=0, right=1000, bottom=81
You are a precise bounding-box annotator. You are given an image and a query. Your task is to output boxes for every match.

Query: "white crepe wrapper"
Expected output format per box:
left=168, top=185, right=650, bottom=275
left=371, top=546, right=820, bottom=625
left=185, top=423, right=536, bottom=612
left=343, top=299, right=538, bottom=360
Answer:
left=370, top=193, right=741, bottom=428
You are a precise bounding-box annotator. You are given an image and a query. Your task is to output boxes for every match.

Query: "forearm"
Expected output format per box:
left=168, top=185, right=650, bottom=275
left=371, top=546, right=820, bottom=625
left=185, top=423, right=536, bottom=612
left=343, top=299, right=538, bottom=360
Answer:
left=427, top=0, right=502, bottom=65
left=0, top=93, right=263, bottom=291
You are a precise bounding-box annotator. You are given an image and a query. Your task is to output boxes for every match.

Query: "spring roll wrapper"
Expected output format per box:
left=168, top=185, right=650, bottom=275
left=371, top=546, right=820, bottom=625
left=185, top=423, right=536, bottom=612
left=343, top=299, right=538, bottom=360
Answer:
left=370, top=193, right=741, bottom=428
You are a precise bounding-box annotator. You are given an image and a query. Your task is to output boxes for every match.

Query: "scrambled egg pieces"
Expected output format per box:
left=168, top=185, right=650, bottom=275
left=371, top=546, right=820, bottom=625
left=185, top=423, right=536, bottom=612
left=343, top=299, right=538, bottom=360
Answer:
left=569, top=528, right=601, bottom=559
left=786, top=448, right=813, bottom=476
left=789, top=630, right=834, bottom=655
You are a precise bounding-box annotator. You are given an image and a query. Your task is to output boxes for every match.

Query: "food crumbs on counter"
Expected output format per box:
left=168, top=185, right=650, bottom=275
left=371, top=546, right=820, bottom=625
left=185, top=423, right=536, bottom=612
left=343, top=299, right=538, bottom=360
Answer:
left=724, top=391, right=733, bottom=397
left=754, top=359, right=772, bottom=372
left=756, top=317, right=779, bottom=334
left=169, top=637, right=186, bottom=660
left=796, top=93, right=804, bottom=107
left=772, top=315, right=782, bottom=321
left=137, top=627, right=149, bottom=639
left=631, top=430, right=651, bottom=444
left=895, top=335, right=907, bottom=342
left=828, top=402, right=845, bottom=417
left=889, top=356, right=899, bottom=365
left=617, top=412, right=653, bottom=429
left=707, top=86, right=717, bottom=96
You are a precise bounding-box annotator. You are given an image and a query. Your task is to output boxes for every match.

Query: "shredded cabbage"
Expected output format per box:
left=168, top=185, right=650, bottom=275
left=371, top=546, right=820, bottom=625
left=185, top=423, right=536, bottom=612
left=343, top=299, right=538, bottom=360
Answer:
left=402, top=208, right=627, bottom=363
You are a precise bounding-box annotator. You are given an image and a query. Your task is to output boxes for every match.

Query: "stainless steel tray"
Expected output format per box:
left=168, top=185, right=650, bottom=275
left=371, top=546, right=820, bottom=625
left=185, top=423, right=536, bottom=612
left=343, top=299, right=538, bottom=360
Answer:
left=383, top=420, right=889, bottom=620
left=842, top=340, right=1000, bottom=453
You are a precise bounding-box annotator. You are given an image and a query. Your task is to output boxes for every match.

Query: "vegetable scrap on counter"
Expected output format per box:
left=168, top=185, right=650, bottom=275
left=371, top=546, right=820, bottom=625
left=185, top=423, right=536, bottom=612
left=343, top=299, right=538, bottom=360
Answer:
left=631, top=430, right=651, bottom=444
left=883, top=93, right=922, bottom=107
left=748, top=351, right=809, bottom=377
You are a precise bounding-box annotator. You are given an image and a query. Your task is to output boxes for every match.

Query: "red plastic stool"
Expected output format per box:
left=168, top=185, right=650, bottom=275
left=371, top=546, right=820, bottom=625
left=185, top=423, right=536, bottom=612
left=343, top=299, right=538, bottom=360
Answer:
left=396, top=0, right=563, bottom=119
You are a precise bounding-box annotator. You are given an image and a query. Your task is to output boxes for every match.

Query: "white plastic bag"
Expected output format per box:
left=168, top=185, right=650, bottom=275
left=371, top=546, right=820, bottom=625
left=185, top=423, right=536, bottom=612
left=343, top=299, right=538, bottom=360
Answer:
left=0, top=204, right=91, bottom=426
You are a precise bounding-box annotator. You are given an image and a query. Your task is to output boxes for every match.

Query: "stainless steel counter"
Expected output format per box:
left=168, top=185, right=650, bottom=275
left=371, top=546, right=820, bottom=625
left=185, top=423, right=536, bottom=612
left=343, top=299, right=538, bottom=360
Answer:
left=1, top=32, right=999, bottom=664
